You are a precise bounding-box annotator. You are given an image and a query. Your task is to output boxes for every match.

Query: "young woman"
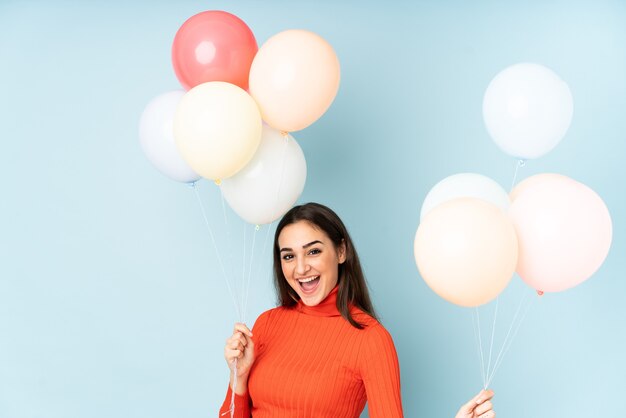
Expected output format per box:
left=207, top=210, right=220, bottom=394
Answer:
left=219, top=203, right=495, bottom=418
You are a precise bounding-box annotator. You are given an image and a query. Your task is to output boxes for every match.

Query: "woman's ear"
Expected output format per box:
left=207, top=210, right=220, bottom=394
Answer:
left=338, top=239, right=347, bottom=264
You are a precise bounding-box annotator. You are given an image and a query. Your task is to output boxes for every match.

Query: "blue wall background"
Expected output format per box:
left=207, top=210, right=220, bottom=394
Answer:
left=1, top=1, right=624, bottom=417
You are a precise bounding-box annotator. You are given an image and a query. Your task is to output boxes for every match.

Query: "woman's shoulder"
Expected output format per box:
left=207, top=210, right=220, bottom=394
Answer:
left=349, top=306, right=388, bottom=331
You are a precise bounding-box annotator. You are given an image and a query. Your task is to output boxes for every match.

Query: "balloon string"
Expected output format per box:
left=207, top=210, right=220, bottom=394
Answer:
left=509, top=159, right=526, bottom=192
left=486, top=290, right=535, bottom=387
left=240, top=223, right=247, bottom=322
left=229, top=358, right=238, bottom=418
left=191, top=183, right=241, bottom=319
left=219, top=185, right=238, bottom=304
left=473, top=307, right=487, bottom=389
left=245, top=221, right=275, bottom=321
left=471, top=309, right=487, bottom=388
left=242, top=225, right=258, bottom=323
left=485, top=287, right=534, bottom=387
left=485, top=296, right=499, bottom=384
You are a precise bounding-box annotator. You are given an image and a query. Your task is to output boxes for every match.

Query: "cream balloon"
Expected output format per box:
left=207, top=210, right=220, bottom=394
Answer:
left=483, top=63, right=573, bottom=159
left=509, top=174, right=612, bottom=292
left=139, top=90, right=200, bottom=183
left=221, top=126, right=307, bottom=225
left=174, top=82, right=262, bottom=180
left=421, top=173, right=510, bottom=222
left=414, top=198, right=518, bottom=307
left=249, top=30, right=340, bottom=132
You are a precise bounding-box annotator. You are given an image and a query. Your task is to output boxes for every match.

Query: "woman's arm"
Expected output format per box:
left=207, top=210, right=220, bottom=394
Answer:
left=218, top=312, right=270, bottom=418
left=359, top=323, right=404, bottom=417
left=218, top=322, right=254, bottom=417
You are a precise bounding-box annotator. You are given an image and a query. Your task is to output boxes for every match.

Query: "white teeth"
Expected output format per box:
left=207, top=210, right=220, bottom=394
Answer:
left=297, top=276, right=319, bottom=283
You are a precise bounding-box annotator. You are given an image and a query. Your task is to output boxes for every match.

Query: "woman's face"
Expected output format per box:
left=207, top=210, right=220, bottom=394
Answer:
left=278, top=221, right=346, bottom=306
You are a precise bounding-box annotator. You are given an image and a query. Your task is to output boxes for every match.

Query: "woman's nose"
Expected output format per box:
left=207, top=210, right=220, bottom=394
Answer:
left=295, top=257, right=310, bottom=275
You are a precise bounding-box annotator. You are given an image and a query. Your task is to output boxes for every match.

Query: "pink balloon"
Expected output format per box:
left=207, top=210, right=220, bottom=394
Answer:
left=509, top=174, right=612, bottom=293
left=172, top=11, right=257, bottom=90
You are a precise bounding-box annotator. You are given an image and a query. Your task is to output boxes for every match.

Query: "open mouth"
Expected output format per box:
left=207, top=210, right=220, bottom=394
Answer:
left=297, top=275, right=320, bottom=293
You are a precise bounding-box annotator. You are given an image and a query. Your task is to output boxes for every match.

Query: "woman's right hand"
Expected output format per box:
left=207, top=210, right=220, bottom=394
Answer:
left=224, top=323, right=255, bottom=378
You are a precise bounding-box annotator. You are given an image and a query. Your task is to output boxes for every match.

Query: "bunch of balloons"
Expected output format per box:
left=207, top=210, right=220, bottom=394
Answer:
left=414, top=63, right=612, bottom=307
left=138, top=10, right=340, bottom=225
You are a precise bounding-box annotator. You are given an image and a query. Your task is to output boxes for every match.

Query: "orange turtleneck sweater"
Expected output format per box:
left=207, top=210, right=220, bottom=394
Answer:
left=218, top=286, right=403, bottom=417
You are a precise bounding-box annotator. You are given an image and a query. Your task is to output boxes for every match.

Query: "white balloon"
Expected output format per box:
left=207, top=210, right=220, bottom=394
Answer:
left=483, top=63, right=574, bottom=159
left=139, top=91, right=200, bottom=183
left=221, top=126, right=307, bottom=225
left=421, top=173, right=509, bottom=222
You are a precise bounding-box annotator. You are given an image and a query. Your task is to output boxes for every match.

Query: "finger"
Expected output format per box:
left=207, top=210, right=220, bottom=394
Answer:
left=226, top=348, right=243, bottom=361
left=459, top=389, right=492, bottom=414
left=233, top=323, right=253, bottom=337
left=228, top=340, right=245, bottom=351
left=475, top=401, right=493, bottom=416
left=459, top=390, right=483, bottom=413
left=477, top=389, right=494, bottom=404
left=478, top=411, right=495, bottom=418
left=228, top=332, right=248, bottom=347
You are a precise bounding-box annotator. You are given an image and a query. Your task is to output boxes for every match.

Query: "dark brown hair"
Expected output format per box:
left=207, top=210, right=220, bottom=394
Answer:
left=273, top=202, right=377, bottom=329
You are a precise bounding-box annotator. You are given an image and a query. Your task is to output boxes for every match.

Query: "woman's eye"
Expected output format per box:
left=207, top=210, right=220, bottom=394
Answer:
left=282, top=254, right=294, bottom=261
left=308, top=248, right=321, bottom=255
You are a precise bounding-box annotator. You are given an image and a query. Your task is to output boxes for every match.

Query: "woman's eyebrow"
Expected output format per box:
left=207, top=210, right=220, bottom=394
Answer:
left=280, top=240, right=324, bottom=253
left=302, top=240, right=323, bottom=248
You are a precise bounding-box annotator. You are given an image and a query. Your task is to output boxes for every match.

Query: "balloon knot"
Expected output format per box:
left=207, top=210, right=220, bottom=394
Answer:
left=214, top=179, right=222, bottom=186
left=280, top=131, right=288, bottom=138
left=537, top=290, right=544, bottom=296
left=255, top=224, right=260, bottom=231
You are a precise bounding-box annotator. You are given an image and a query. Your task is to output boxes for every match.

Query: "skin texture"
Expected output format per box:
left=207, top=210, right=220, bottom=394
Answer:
left=455, top=389, right=496, bottom=418
left=223, top=222, right=496, bottom=416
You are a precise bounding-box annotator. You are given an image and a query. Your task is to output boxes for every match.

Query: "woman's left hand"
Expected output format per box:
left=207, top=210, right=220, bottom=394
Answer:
left=455, top=389, right=495, bottom=418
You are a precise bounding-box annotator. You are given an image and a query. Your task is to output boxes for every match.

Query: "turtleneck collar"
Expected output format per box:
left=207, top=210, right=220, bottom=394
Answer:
left=296, top=285, right=341, bottom=317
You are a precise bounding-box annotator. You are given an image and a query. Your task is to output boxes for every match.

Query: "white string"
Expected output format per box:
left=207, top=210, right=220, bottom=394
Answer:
left=485, top=296, right=499, bottom=386
left=242, top=225, right=258, bottom=323
left=510, top=159, right=526, bottom=191
left=474, top=307, right=487, bottom=389
left=485, top=287, right=528, bottom=386
left=240, top=222, right=247, bottom=322
left=486, top=289, right=536, bottom=387
left=219, top=185, right=238, bottom=305
left=244, top=221, right=275, bottom=321
left=230, top=358, right=238, bottom=418
left=471, top=309, right=486, bottom=388
left=191, top=183, right=241, bottom=319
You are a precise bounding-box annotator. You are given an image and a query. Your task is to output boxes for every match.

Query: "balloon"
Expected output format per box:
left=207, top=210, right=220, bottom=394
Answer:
left=174, top=82, right=262, bottom=180
left=509, top=174, right=612, bottom=292
left=421, top=173, right=509, bottom=221
left=414, top=197, right=518, bottom=307
left=249, top=30, right=340, bottom=132
left=509, top=172, right=570, bottom=202
left=138, top=91, right=200, bottom=183
left=221, top=126, right=307, bottom=225
left=483, top=63, right=573, bottom=159
left=414, top=198, right=518, bottom=307
left=172, top=11, right=257, bottom=90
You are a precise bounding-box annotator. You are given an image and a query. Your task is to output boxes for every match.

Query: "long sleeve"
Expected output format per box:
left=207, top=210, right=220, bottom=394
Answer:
left=358, top=323, right=404, bottom=417
left=218, top=385, right=251, bottom=418
left=218, top=312, right=270, bottom=418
